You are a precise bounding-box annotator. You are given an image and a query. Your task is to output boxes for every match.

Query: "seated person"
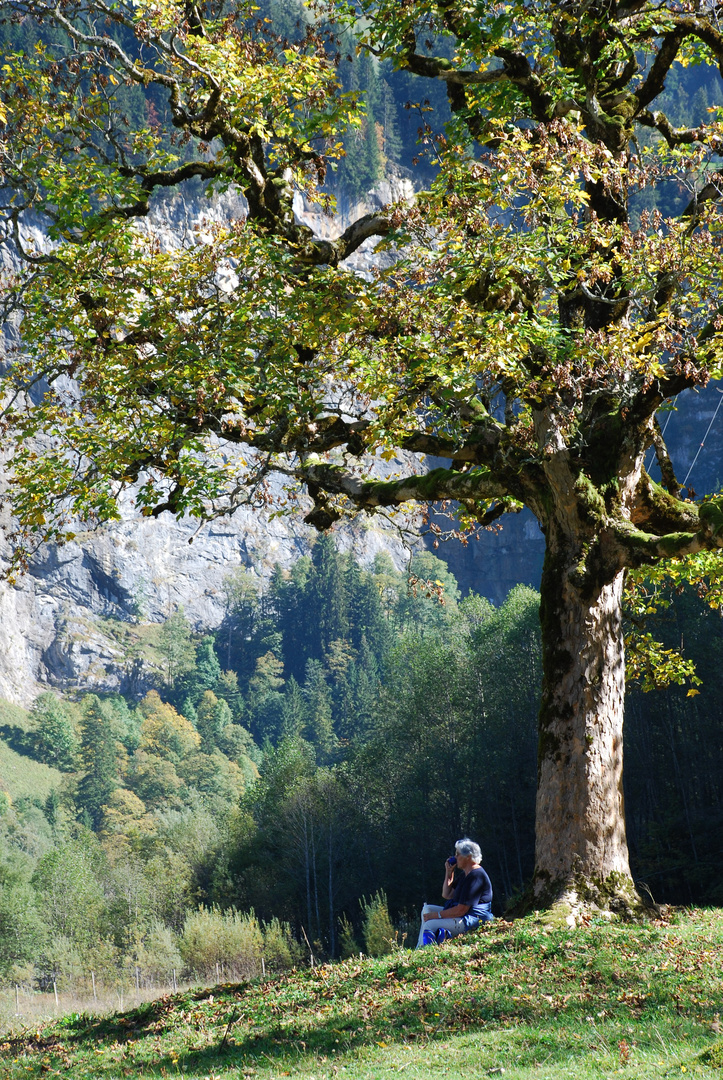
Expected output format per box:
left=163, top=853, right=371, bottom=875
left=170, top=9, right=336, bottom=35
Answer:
left=416, top=837, right=493, bottom=948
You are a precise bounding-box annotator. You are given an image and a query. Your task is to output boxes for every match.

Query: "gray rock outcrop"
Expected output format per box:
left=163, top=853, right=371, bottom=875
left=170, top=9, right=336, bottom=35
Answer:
left=0, top=180, right=422, bottom=704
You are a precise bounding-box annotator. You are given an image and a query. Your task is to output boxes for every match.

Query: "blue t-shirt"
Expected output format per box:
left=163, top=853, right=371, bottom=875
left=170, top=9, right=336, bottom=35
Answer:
left=444, top=866, right=492, bottom=917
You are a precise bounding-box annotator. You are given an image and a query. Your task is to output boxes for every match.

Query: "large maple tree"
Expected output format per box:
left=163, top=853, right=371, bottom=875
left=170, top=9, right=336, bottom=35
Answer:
left=3, top=0, right=723, bottom=909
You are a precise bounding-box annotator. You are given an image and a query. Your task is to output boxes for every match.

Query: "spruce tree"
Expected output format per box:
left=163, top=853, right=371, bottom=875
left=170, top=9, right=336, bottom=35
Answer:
left=280, top=676, right=306, bottom=740
left=302, top=659, right=337, bottom=761
left=76, top=695, right=119, bottom=830
left=177, top=637, right=223, bottom=708
left=346, top=558, right=389, bottom=661
left=309, top=535, right=349, bottom=657
left=196, top=691, right=233, bottom=750
left=194, top=638, right=222, bottom=695
left=337, top=44, right=382, bottom=201
left=268, top=562, right=308, bottom=682
left=221, top=570, right=261, bottom=681
left=379, top=74, right=402, bottom=167
left=215, top=669, right=244, bottom=722
left=158, top=609, right=196, bottom=691
left=348, top=638, right=380, bottom=741
left=247, top=652, right=286, bottom=743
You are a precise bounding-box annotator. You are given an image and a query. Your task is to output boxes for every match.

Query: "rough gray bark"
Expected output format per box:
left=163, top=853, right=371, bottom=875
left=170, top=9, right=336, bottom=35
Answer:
left=535, top=556, right=630, bottom=901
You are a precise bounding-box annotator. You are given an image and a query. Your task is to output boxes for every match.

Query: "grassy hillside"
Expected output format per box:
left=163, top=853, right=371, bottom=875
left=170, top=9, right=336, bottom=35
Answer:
left=0, top=739, right=62, bottom=804
left=0, top=698, right=32, bottom=732
left=0, top=698, right=62, bottom=804
left=1, top=910, right=722, bottom=1079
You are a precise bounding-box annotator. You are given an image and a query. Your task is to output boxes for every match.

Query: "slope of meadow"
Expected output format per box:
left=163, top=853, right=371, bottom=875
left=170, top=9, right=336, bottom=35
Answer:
left=1, top=909, right=722, bottom=1079
left=0, top=699, right=61, bottom=805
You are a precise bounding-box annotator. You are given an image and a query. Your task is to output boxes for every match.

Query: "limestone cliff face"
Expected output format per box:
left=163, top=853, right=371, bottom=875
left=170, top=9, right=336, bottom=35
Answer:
left=0, top=177, right=420, bottom=705
left=0, top=491, right=415, bottom=705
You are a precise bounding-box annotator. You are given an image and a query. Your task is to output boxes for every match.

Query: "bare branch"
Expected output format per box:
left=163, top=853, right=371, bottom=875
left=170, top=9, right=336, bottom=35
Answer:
left=634, top=27, right=687, bottom=111
left=400, top=51, right=503, bottom=87
left=305, top=211, right=393, bottom=266
left=614, top=494, right=723, bottom=563
left=631, top=470, right=700, bottom=535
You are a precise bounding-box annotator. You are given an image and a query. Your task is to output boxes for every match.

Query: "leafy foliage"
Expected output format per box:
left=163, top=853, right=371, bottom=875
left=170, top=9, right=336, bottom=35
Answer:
left=27, top=694, right=79, bottom=771
left=360, top=890, right=396, bottom=957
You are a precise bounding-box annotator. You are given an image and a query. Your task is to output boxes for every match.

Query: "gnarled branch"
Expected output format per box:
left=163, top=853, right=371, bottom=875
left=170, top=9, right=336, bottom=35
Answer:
left=299, top=461, right=510, bottom=513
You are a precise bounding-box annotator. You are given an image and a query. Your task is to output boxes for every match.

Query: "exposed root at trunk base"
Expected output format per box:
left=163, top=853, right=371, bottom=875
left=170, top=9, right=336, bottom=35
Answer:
left=506, top=869, right=658, bottom=926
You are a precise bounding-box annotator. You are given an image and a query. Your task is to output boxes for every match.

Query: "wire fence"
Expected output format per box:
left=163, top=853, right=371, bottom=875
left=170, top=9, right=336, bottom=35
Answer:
left=0, top=969, right=206, bottom=1036
left=0, top=954, right=279, bottom=1036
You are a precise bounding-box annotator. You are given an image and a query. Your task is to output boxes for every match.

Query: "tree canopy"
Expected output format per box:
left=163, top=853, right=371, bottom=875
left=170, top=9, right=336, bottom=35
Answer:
left=3, top=0, right=723, bottom=908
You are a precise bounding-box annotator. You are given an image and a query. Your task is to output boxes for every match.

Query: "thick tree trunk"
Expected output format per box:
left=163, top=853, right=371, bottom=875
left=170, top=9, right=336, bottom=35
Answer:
left=533, top=537, right=635, bottom=912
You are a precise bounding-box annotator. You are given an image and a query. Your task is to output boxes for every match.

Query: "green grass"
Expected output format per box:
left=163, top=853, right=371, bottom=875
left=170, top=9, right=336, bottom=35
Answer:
left=0, top=700, right=62, bottom=804
left=0, top=699, right=31, bottom=732
left=1, top=909, right=722, bottom=1079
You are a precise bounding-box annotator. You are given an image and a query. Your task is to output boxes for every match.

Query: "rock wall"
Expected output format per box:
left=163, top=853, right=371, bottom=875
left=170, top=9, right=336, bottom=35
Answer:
left=0, top=483, right=420, bottom=704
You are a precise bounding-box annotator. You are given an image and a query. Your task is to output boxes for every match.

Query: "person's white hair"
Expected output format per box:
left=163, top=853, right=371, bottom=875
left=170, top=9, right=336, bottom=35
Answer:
left=455, top=838, right=482, bottom=862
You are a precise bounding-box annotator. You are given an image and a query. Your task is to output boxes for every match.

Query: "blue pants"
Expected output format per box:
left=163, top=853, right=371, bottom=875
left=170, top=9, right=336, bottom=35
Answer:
left=415, top=903, right=492, bottom=948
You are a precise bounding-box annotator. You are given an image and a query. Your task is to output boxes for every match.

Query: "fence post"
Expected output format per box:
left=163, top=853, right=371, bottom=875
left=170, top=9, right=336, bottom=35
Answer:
left=135, top=966, right=140, bottom=994
left=172, top=969, right=177, bottom=992
left=53, top=981, right=59, bottom=1009
left=14, top=984, right=19, bottom=1015
left=91, top=971, right=97, bottom=1001
left=261, top=957, right=265, bottom=978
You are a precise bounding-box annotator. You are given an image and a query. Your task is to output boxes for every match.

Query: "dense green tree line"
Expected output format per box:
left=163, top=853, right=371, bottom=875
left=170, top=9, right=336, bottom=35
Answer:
left=624, top=590, right=723, bottom=907
left=192, top=538, right=462, bottom=755
left=1, top=536, right=722, bottom=989
left=0, top=544, right=474, bottom=984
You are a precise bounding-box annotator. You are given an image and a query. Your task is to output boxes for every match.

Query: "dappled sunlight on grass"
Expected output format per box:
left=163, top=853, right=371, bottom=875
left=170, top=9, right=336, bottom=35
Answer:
left=1, top=909, right=722, bottom=1079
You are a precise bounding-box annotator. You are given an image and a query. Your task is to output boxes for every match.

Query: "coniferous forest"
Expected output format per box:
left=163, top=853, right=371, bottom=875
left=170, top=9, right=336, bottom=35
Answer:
left=1, top=534, right=722, bottom=994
